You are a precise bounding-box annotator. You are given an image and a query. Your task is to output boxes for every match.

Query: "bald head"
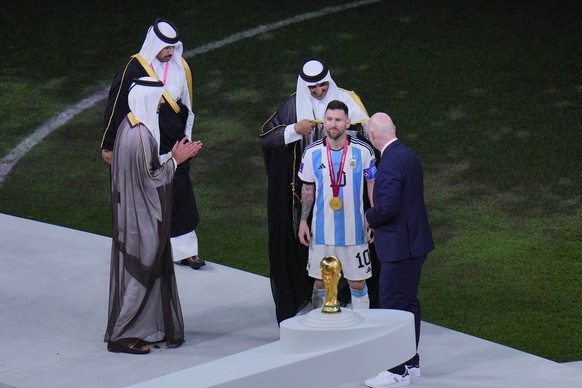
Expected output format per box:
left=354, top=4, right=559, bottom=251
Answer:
left=368, top=112, right=397, bottom=151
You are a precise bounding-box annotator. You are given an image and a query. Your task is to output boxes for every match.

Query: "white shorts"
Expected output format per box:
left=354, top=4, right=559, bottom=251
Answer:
left=307, top=243, right=372, bottom=281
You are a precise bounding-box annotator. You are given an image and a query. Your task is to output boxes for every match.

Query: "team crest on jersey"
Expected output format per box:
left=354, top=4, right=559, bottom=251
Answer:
left=350, top=159, right=357, bottom=169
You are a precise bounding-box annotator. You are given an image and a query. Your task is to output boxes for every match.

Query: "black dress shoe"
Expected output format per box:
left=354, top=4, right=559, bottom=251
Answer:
left=180, top=256, right=206, bottom=270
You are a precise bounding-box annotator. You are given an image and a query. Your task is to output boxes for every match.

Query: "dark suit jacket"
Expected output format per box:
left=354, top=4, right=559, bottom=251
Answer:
left=366, top=140, right=434, bottom=262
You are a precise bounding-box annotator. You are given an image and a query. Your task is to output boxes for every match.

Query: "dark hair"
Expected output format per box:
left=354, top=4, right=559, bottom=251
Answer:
left=326, top=100, right=349, bottom=116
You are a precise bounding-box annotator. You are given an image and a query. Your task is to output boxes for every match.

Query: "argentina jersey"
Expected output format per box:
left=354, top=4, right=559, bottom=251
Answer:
left=298, top=136, right=376, bottom=246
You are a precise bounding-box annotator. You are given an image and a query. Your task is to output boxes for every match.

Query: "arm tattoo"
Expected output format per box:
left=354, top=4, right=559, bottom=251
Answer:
left=300, top=183, right=315, bottom=221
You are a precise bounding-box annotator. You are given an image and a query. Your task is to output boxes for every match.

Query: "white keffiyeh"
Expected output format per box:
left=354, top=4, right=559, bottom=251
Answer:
left=128, top=77, right=164, bottom=154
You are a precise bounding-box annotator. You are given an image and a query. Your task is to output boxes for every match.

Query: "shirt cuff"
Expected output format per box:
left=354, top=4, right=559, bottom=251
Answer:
left=284, top=124, right=303, bottom=144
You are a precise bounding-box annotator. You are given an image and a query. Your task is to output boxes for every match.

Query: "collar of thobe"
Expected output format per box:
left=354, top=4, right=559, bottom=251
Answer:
left=312, top=97, right=329, bottom=119
left=150, top=59, right=170, bottom=84
left=132, top=55, right=181, bottom=113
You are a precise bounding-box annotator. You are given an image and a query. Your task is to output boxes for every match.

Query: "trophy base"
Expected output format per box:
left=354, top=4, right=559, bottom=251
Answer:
left=281, top=309, right=415, bottom=358
left=321, top=303, right=341, bottom=314
left=299, top=307, right=365, bottom=329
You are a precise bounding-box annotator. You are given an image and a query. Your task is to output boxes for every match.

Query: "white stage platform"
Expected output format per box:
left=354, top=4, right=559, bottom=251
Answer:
left=0, top=213, right=581, bottom=388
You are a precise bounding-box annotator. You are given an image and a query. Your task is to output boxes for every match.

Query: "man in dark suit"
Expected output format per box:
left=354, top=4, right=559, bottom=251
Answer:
left=364, top=112, right=434, bottom=387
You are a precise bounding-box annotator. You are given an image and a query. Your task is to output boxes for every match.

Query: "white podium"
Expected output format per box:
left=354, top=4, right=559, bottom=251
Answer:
left=133, top=309, right=415, bottom=388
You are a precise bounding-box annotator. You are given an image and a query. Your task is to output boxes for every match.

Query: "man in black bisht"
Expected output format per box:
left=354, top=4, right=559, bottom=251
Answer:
left=260, top=58, right=375, bottom=324
left=101, top=18, right=205, bottom=271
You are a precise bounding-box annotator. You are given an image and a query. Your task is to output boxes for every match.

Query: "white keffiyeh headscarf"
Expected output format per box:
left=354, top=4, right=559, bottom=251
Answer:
left=137, top=19, right=194, bottom=162
left=139, top=18, right=186, bottom=75
left=128, top=77, right=165, bottom=154
left=295, top=58, right=340, bottom=122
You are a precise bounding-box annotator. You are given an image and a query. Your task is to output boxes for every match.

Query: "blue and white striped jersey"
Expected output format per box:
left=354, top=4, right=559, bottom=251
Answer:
left=298, top=136, right=376, bottom=246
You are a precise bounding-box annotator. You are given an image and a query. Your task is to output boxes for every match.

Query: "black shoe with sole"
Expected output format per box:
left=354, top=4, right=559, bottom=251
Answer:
left=180, top=256, right=206, bottom=270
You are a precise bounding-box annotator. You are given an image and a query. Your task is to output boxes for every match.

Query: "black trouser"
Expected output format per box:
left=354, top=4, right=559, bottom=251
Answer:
left=379, top=255, right=427, bottom=374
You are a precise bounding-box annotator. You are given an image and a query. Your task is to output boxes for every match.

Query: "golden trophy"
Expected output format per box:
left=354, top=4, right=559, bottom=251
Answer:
left=320, top=256, right=342, bottom=314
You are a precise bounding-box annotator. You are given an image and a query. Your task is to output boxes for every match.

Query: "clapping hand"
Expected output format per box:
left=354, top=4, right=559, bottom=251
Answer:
left=172, top=137, right=203, bottom=165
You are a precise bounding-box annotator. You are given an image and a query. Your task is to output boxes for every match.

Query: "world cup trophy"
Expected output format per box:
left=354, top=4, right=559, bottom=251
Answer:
left=320, top=256, right=342, bottom=314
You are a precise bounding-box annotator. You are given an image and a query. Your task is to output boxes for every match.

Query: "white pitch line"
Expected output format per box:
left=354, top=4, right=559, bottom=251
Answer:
left=183, top=0, right=382, bottom=56
left=0, top=0, right=382, bottom=186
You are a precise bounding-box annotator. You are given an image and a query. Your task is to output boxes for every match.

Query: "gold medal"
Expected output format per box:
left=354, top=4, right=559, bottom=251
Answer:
left=329, top=197, right=343, bottom=211
left=326, top=138, right=348, bottom=212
